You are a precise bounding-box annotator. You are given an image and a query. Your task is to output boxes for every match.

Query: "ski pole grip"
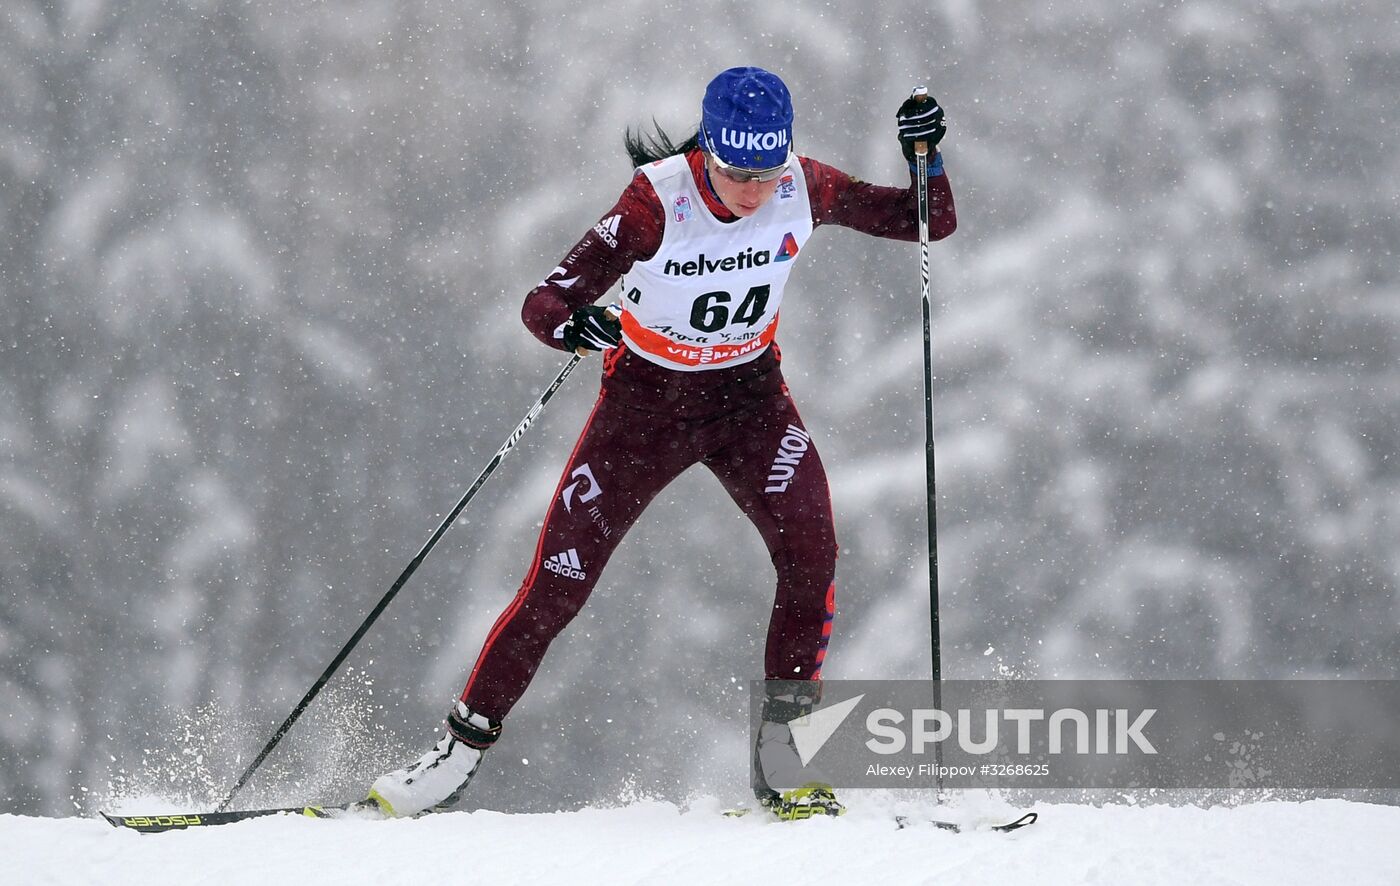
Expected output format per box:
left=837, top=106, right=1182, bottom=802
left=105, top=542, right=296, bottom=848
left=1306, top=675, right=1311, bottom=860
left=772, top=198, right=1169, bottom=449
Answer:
left=911, top=85, right=931, bottom=157
left=573, top=303, right=624, bottom=357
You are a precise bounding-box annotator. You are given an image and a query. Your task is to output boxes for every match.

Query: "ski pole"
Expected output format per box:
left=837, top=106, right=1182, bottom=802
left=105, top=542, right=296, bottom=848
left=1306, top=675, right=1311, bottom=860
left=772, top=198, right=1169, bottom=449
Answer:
left=910, top=85, right=946, bottom=791
left=217, top=311, right=617, bottom=811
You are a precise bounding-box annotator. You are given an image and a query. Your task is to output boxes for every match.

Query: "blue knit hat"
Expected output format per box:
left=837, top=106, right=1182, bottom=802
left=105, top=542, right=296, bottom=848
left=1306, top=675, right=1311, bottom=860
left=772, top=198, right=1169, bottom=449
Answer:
left=698, top=67, right=794, bottom=169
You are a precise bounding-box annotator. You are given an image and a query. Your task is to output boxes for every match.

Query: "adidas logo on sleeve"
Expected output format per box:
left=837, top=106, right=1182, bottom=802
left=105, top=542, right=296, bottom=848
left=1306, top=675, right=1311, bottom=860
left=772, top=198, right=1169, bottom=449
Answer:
left=592, top=215, right=620, bottom=248
left=543, top=548, right=587, bottom=580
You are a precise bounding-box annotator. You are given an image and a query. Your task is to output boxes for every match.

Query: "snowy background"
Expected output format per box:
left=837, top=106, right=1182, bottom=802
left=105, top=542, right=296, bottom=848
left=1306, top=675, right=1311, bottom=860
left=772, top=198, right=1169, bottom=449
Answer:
left=2, top=0, right=1398, bottom=819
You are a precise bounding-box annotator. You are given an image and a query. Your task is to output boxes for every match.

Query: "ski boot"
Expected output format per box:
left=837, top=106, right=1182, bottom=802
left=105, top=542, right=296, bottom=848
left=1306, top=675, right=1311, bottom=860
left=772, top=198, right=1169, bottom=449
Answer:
left=752, top=680, right=845, bottom=820
left=367, top=700, right=502, bottom=817
left=760, top=782, right=845, bottom=820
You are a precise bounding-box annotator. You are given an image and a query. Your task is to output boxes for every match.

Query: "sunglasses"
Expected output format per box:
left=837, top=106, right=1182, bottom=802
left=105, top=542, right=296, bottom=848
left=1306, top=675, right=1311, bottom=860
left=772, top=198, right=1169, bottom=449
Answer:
left=703, top=124, right=792, bottom=183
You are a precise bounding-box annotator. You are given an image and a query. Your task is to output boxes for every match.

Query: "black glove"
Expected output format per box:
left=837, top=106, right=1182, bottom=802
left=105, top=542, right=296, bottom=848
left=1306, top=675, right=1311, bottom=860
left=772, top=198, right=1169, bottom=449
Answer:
left=896, top=90, right=946, bottom=163
left=560, top=304, right=622, bottom=353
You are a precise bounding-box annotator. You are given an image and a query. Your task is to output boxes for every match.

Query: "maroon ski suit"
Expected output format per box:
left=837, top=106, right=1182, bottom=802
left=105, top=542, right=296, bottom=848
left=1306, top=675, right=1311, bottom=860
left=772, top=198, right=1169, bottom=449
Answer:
left=460, top=150, right=956, bottom=722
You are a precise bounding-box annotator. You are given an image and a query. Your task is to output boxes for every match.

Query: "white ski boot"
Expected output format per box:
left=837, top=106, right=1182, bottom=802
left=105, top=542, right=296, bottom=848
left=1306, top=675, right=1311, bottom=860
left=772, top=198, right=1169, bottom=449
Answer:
left=367, top=701, right=502, bottom=817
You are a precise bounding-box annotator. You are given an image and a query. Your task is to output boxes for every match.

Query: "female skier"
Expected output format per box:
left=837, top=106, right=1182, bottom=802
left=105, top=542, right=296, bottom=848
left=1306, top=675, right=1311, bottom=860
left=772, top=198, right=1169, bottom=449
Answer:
left=367, top=67, right=955, bottom=819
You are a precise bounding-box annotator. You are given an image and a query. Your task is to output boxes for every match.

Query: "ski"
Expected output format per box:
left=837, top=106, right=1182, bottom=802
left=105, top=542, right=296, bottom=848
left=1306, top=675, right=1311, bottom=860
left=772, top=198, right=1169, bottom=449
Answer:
left=723, top=807, right=1038, bottom=832
left=100, top=801, right=380, bottom=833
left=104, top=803, right=1037, bottom=834
left=895, top=811, right=1038, bottom=833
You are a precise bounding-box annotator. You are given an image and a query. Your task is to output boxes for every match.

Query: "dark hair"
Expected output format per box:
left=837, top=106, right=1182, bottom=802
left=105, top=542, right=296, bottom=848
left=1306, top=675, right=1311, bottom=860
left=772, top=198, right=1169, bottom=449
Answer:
left=624, top=120, right=702, bottom=167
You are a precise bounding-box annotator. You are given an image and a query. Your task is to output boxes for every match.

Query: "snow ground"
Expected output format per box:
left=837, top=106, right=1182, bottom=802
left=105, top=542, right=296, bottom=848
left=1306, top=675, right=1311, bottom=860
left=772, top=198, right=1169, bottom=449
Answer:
left=4, top=797, right=1398, bottom=886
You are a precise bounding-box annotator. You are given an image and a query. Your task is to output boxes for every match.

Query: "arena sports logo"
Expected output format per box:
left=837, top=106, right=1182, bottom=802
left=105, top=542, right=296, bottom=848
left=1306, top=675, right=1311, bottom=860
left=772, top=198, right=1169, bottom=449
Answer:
left=774, top=232, right=800, bottom=262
